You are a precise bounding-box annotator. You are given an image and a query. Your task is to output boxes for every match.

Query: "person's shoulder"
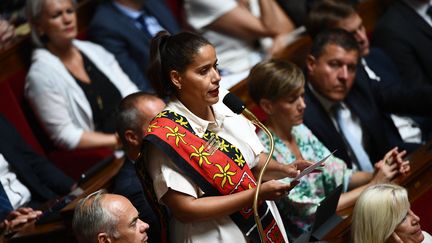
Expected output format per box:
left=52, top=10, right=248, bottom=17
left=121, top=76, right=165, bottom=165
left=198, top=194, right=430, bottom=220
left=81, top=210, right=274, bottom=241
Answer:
left=89, top=2, right=119, bottom=28
left=375, top=0, right=410, bottom=28
left=422, top=231, right=432, bottom=243
left=27, top=48, right=60, bottom=78
left=74, top=40, right=113, bottom=58
left=92, top=1, right=117, bottom=19
left=366, top=47, right=392, bottom=61
left=74, top=39, right=102, bottom=49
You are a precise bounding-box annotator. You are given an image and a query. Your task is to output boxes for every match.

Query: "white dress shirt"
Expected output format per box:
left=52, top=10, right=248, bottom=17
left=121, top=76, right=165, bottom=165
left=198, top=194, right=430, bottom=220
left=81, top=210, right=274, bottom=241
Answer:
left=0, top=154, right=31, bottom=209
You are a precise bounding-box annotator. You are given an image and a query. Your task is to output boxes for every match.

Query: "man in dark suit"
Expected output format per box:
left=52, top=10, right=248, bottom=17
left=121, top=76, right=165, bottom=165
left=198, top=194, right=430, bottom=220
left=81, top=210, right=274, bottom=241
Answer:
left=88, top=0, right=181, bottom=92
left=373, top=0, right=432, bottom=87
left=303, top=29, right=415, bottom=170
left=305, top=0, right=432, bottom=143
left=115, top=92, right=166, bottom=243
left=0, top=114, right=75, bottom=220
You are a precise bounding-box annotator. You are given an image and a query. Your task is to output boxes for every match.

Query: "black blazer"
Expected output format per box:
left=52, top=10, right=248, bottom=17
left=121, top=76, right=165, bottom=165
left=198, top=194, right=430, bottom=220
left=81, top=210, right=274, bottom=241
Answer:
left=88, top=0, right=180, bottom=92
left=0, top=115, right=74, bottom=209
left=362, top=48, right=432, bottom=116
left=303, top=82, right=417, bottom=168
left=373, top=0, right=432, bottom=86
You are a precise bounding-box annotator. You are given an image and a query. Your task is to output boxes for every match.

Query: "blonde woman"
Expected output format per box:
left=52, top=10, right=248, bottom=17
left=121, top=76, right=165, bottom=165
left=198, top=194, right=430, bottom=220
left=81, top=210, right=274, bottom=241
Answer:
left=352, top=184, right=432, bottom=243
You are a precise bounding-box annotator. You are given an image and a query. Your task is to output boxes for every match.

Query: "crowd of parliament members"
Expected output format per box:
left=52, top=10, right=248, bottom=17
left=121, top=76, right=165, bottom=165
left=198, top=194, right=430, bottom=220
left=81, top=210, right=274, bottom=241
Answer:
left=1, top=0, right=432, bottom=242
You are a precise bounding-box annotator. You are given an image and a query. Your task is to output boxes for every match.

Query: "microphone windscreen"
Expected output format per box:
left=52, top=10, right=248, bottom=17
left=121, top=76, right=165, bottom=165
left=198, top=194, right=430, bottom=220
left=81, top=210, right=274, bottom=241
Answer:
left=223, top=93, right=246, bottom=114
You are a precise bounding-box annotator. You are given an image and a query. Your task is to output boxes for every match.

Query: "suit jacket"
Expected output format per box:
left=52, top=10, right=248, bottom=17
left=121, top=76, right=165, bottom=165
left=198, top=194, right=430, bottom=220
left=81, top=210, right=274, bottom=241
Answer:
left=0, top=115, right=74, bottom=215
left=362, top=48, right=432, bottom=116
left=112, top=158, right=163, bottom=243
left=303, top=82, right=417, bottom=168
left=373, top=0, right=432, bottom=86
left=88, top=1, right=181, bottom=92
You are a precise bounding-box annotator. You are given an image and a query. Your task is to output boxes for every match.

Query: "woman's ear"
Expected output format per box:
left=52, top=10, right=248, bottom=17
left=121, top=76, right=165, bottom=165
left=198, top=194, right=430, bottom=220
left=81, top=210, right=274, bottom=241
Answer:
left=259, top=98, right=273, bottom=115
left=170, top=70, right=182, bottom=90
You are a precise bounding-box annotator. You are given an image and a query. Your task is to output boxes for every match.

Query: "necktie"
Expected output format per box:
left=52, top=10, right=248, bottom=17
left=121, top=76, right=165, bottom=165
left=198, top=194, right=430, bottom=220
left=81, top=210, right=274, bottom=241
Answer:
left=0, top=183, right=13, bottom=220
left=332, top=104, right=374, bottom=172
left=135, top=13, right=152, bottom=37
left=135, top=12, right=164, bottom=37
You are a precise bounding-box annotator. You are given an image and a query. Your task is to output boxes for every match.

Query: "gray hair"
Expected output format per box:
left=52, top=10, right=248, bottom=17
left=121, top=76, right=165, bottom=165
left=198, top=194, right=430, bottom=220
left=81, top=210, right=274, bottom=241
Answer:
left=25, top=0, right=76, bottom=47
left=72, top=189, right=119, bottom=243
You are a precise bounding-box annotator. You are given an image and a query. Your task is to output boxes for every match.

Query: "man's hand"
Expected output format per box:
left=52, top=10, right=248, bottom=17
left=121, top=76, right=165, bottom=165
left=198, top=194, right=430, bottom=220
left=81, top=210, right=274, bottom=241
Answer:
left=1, top=208, right=42, bottom=235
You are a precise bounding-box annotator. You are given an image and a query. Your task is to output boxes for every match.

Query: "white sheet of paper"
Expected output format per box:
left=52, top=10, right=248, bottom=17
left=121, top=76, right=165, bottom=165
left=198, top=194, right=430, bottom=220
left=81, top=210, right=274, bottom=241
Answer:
left=294, top=150, right=337, bottom=181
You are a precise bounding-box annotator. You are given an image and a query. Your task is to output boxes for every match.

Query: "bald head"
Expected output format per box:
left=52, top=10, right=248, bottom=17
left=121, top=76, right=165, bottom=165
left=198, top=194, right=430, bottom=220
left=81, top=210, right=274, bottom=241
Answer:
left=116, top=92, right=165, bottom=159
left=73, top=190, right=150, bottom=243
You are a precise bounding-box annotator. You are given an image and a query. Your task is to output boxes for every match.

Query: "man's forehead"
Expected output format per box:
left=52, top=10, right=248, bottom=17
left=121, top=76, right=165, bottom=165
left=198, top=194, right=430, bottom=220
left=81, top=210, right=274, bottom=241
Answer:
left=319, top=44, right=359, bottom=61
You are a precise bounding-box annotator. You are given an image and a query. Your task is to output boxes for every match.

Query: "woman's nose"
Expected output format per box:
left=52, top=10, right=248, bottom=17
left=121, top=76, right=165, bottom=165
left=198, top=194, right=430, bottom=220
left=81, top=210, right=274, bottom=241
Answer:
left=212, top=67, right=221, bottom=83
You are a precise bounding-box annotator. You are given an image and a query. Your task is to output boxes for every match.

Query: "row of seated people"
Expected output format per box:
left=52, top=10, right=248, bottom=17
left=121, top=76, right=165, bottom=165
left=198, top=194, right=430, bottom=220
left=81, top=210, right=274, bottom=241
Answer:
left=108, top=28, right=427, bottom=242
left=0, top=0, right=295, bottom=241
left=69, top=184, right=432, bottom=243
left=1, top=0, right=431, bottom=242
left=16, top=183, right=424, bottom=243
left=4, top=0, right=430, bottom=157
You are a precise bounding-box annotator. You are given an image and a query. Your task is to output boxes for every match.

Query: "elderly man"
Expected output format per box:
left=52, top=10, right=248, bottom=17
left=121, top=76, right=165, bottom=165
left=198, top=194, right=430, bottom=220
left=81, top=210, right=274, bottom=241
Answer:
left=114, top=92, right=165, bottom=243
left=303, top=29, right=414, bottom=171
left=72, top=190, right=150, bottom=243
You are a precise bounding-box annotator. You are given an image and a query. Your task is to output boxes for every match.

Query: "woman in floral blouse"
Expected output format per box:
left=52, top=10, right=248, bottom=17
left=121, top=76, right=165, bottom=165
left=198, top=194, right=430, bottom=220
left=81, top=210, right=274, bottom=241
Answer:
left=247, top=59, right=410, bottom=240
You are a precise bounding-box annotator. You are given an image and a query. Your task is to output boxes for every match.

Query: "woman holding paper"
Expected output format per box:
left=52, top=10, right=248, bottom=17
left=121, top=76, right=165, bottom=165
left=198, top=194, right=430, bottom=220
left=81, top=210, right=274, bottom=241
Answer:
left=247, top=59, right=410, bottom=240
left=138, top=31, right=314, bottom=243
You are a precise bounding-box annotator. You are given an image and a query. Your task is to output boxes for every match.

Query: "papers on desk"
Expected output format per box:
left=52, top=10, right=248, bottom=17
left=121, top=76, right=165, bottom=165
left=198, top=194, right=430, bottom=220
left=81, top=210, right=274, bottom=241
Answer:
left=294, top=150, right=337, bottom=181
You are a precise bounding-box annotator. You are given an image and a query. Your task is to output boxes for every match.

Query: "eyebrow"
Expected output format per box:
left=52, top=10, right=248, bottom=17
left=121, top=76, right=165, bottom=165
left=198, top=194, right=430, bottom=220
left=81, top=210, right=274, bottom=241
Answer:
left=129, top=216, right=139, bottom=227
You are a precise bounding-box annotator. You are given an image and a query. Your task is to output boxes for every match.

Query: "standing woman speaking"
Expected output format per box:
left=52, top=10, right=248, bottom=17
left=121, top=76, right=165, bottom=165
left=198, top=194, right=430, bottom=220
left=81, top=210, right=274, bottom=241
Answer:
left=138, top=30, right=313, bottom=243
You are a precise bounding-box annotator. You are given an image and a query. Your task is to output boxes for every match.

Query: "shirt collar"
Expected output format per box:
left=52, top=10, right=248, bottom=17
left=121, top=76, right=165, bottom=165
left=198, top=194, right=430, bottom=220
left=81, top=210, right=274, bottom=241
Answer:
left=403, top=0, right=432, bottom=24
left=166, top=89, right=234, bottom=137
left=113, top=1, right=143, bottom=19
left=307, top=82, right=349, bottom=112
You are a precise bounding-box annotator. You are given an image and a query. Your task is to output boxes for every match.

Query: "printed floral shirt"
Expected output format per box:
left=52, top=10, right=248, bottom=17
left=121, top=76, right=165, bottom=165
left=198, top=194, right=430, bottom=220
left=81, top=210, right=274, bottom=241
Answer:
left=257, top=124, right=353, bottom=239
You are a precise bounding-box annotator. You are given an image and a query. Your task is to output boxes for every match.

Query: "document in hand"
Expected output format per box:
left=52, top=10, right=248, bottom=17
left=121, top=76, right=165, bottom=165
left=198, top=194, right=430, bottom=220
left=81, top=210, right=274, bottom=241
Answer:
left=294, top=150, right=337, bottom=181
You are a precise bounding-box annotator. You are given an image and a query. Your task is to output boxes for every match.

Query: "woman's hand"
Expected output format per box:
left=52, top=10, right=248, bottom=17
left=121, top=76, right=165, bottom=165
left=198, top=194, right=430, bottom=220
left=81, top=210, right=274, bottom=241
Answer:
left=283, top=159, right=316, bottom=177
left=258, top=180, right=298, bottom=201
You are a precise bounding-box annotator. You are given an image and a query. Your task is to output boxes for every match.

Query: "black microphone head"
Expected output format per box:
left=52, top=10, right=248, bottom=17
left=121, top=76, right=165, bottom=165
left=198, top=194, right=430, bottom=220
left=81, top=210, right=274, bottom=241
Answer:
left=223, top=92, right=246, bottom=114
